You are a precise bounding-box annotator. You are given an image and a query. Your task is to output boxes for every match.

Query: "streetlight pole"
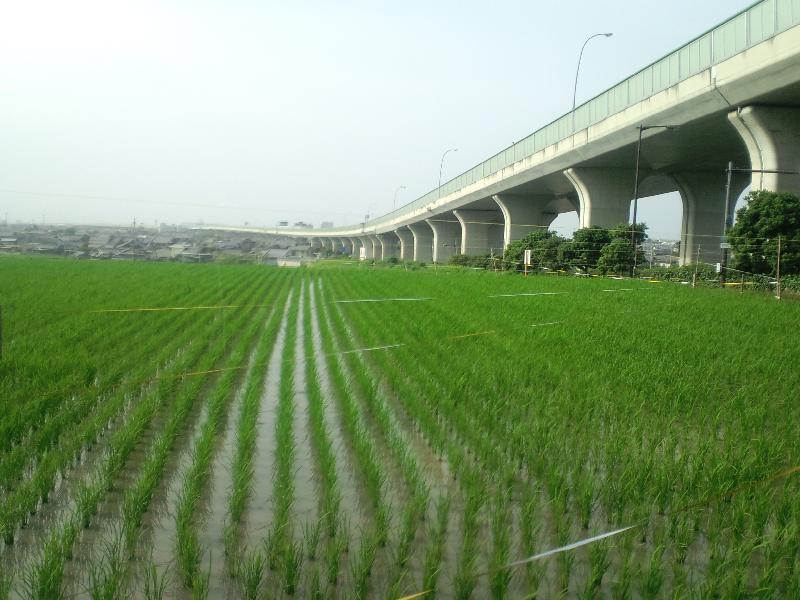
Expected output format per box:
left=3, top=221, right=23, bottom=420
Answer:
left=393, top=185, right=407, bottom=211
left=438, top=148, right=458, bottom=199
left=631, top=124, right=676, bottom=276
left=572, top=32, right=613, bottom=132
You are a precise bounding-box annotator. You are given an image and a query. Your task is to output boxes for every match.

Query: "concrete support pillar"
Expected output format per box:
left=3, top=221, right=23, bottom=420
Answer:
left=728, top=106, right=800, bottom=196
left=358, top=236, right=373, bottom=259
left=394, top=227, right=414, bottom=261
left=425, top=216, right=461, bottom=263
left=407, top=222, right=433, bottom=263
left=377, top=233, right=399, bottom=259
left=492, top=194, right=561, bottom=248
left=332, top=237, right=347, bottom=255
left=368, top=234, right=382, bottom=260
left=349, top=237, right=362, bottom=259
left=563, top=168, right=635, bottom=228
left=673, top=172, right=749, bottom=265
left=453, top=209, right=504, bottom=256
left=310, top=238, right=322, bottom=251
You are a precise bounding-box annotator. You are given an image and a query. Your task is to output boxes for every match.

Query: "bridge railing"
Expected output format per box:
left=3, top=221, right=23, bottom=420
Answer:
left=363, top=0, right=799, bottom=233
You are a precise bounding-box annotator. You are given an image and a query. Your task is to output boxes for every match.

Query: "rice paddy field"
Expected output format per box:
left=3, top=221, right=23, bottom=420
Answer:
left=1, top=254, right=799, bottom=599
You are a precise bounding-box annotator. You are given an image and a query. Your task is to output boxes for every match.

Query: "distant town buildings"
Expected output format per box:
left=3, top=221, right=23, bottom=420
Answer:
left=0, top=222, right=323, bottom=266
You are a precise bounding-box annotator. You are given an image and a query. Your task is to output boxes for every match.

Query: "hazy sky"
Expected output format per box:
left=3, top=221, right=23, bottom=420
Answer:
left=1, top=0, right=751, bottom=238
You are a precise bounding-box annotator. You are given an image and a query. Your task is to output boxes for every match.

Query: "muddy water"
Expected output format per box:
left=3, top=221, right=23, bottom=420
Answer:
left=124, top=305, right=278, bottom=599
left=240, top=290, right=293, bottom=546
left=199, top=306, right=279, bottom=599
left=290, top=283, right=317, bottom=537
left=308, top=280, right=366, bottom=535
left=65, top=422, right=165, bottom=598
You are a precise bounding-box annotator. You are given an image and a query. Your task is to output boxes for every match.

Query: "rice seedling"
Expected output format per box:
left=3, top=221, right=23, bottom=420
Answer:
left=350, top=535, right=378, bottom=600
left=302, top=517, right=323, bottom=561
left=282, top=538, right=305, bottom=596
left=142, top=558, right=170, bottom=600
left=308, top=565, right=323, bottom=600
left=86, top=532, right=128, bottom=600
left=238, top=549, right=266, bottom=600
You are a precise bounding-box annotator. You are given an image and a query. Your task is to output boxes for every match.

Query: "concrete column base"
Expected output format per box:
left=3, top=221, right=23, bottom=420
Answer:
left=349, top=237, right=363, bottom=259
left=377, top=233, right=399, bottom=259
left=394, top=227, right=414, bottom=261
left=407, top=222, right=433, bottom=263
left=673, top=172, right=749, bottom=265
left=426, top=216, right=461, bottom=263
left=368, top=234, right=382, bottom=261
left=563, top=167, right=635, bottom=228
left=333, top=238, right=348, bottom=255
left=493, top=194, right=561, bottom=248
left=453, top=209, right=504, bottom=255
left=358, top=236, right=373, bottom=259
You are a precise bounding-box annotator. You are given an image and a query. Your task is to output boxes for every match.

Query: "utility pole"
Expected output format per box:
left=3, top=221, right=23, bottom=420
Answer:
left=631, top=124, right=676, bottom=277
left=719, top=164, right=799, bottom=285
left=720, top=161, right=734, bottom=285
left=776, top=235, right=782, bottom=300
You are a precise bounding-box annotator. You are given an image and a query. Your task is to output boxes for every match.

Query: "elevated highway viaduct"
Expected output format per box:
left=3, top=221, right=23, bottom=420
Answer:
left=201, top=0, right=800, bottom=265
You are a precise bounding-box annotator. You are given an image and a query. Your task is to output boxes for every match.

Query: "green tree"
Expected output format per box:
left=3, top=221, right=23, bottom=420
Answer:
left=730, top=190, right=800, bottom=276
left=559, top=226, right=611, bottom=272
left=502, top=230, right=566, bottom=271
left=597, top=223, right=648, bottom=275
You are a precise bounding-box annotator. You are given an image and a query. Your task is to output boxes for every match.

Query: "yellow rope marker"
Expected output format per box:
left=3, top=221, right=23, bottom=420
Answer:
left=90, top=303, right=271, bottom=314
left=396, top=591, right=433, bottom=600
left=177, top=365, right=251, bottom=378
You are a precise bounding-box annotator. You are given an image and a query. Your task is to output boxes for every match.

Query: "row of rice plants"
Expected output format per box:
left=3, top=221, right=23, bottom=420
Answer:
left=3, top=268, right=266, bottom=570
left=323, top=273, right=500, bottom=598
left=0, top=275, right=203, bottom=487
left=173, top=280, right=287, bottom=591
left=301, top=277, right=344, bottom=538
left=314, top=280, right=393, bottom=597
left=73, top=269, right=284, bottom=597
left=225, top=278, right=295, bottom=564
left=0, top=262, right=265, bottom=491
left=0, top=257, right=234, bottom=453
left=104, top=271, right=293, bottom=594
left=321, top=277, right=445, bottom=594
left=306, top=277, right=365, bottom=595
left=318, top=266, right=800, bottom=596
left=0, top=266, right=268, bottom=548
left=297, top=276, right=346, bottom=597
left=265, top=282, right=303, bottom=594
left=323, top=274, right=504, bottom=597
left=13, top=270, right=277, bottom=597
left=0, top=304, right=157, bottom=485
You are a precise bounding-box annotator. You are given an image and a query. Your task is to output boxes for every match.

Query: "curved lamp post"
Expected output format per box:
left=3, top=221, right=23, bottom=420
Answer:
left=438, top=148, right=458, bottom=199
left=572, top=32, right=613, bottom=131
